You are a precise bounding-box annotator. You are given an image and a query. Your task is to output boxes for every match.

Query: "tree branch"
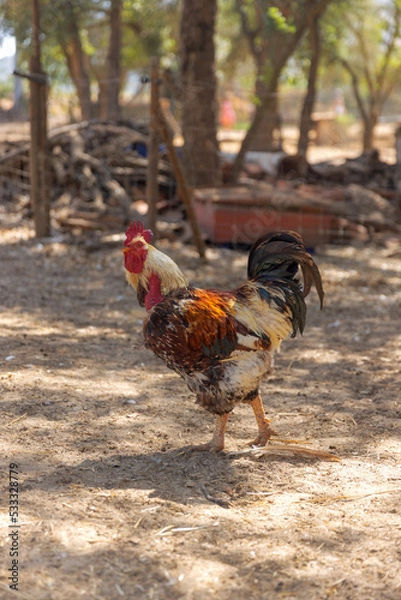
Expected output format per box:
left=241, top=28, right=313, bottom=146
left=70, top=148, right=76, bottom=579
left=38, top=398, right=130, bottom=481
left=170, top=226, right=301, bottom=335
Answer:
left=235, top=0, right=261, bottom=58
left=339, top=57, right=368, bottom=123
left=377, top=5, right=401, bottom=91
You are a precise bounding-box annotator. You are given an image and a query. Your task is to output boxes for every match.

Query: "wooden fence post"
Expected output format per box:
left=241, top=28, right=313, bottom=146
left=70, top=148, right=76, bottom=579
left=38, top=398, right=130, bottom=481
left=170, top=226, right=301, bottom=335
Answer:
left=146, top=57, right=160, bottom=238
left=30, top=0, right=50, bottom=238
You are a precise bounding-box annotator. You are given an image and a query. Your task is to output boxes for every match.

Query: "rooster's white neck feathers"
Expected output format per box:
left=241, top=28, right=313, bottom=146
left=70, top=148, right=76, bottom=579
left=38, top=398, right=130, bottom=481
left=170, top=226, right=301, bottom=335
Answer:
left=125, top=244, right=188, bottom=297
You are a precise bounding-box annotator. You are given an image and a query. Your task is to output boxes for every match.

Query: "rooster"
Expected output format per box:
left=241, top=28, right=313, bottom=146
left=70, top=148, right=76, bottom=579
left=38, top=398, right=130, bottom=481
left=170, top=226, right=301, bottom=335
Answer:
left=123, top=221, right=324, bottom=452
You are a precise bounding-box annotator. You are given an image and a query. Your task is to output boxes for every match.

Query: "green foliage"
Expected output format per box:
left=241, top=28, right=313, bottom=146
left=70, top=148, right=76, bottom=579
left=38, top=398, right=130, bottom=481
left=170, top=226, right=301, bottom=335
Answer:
left=216, top=0, right=247, bottom=81
left=0, top=79, right=14, bottom=97
left=336, top=0, right=401, bottom=98
left=1, top=0, right=180, bottom=89
left=253, top=94, right=264, bottom=108
left=3, top=0, right=401, bottom=137
left=266, top=6, right=295, bottom=34
left=336, top=112, right=355, bottom=126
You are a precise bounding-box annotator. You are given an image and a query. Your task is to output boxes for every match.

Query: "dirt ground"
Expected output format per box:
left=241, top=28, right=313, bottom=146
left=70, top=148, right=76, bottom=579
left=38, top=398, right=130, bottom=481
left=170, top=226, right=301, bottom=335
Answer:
left=1, top=205, right=401, bottom=600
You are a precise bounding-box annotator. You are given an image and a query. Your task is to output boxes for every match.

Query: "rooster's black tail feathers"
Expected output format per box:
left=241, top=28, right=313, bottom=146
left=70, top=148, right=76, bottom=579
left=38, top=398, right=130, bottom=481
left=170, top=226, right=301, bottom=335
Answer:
left=247, top=231, right=324, bottom=309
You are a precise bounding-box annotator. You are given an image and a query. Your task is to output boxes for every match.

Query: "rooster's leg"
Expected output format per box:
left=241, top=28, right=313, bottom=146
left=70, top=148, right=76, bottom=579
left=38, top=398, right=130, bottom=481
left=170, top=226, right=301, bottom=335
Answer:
left=188, top=413, right=229, bottom=453
left=248, top=394, right=277, bottom=447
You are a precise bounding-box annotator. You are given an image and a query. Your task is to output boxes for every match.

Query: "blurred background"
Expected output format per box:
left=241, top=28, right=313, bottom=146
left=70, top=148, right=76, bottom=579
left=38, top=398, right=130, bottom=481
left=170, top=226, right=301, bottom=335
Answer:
left=1, top=0, right=401, bottom=246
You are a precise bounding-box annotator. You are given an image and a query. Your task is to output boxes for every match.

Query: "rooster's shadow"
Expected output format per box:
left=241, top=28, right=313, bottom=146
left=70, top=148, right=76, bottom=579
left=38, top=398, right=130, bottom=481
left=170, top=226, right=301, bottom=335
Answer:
left=41, top=445, right=331, bottom=507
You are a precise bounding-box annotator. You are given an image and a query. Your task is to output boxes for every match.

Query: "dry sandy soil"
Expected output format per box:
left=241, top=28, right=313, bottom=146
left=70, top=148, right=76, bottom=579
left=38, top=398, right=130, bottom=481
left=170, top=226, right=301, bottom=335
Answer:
left=1, top=211, right=401, bottom=600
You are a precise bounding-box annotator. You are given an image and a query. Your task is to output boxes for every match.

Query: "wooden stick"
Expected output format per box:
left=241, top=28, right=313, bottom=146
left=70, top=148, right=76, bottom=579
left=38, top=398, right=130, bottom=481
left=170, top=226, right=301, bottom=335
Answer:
left=4, top=413, right=27, bottom=428
left=146, top=56, right=160, bottom=239
left=227, top=444, right=340, bottom=462
left=156, top=105, right=206, bottom=258
left=200, top=483, right=231, bottom=508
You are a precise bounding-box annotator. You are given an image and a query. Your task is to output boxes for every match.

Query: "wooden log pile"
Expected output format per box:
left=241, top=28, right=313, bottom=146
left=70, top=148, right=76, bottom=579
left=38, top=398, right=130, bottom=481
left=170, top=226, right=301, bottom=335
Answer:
left=0, top=119, right=176, bottom=232
left=1, top=120, right=400, bottom=243
left=230, top=150, right=401, bottom=242
left=193, top=179, right=401, bottom=247
left=277, top=152, right=401, bottom=240
left=312, top=150, right=400, bottom=190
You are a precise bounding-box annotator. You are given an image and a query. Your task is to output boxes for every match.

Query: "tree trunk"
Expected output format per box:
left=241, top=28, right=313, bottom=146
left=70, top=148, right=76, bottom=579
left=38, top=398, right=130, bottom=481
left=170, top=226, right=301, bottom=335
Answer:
left=298, top=17, right=321, bottom=156
left=104, top=0, right=122, bottom=119
left=231, top=0, right=331, bottom=182
left=362, top=112, right=378, bottom=153
left=61, top=1, right=94, bottom=121
left=230, top=76, right=279, bottom=182
left=97, top=72, right=108, bottom=119
left=179, top=0, right=221, bottom=187
left=340, top=58, right=379, bottom=153
left=248, top=78, right=281, bottom=151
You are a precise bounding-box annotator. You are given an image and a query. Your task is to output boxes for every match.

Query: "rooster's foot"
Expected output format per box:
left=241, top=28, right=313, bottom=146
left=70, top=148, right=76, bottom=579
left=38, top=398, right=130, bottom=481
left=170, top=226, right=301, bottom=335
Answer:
left=248, top=429, right=275, bottom=447
left=188, top=441, right=224, bottom=453
left=249, top=395, right=277, bottom=446
left=188, top=413, right=229, bottom=453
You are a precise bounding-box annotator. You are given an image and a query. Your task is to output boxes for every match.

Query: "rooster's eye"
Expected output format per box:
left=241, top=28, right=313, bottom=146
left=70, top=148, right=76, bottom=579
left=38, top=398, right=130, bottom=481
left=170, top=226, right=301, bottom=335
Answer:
left=135, top=242, right=143, bottom=248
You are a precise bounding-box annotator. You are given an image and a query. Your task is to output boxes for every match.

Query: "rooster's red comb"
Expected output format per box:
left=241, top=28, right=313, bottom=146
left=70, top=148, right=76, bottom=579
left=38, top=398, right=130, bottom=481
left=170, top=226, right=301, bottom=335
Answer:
left=124, top=221, right=153, bottom=246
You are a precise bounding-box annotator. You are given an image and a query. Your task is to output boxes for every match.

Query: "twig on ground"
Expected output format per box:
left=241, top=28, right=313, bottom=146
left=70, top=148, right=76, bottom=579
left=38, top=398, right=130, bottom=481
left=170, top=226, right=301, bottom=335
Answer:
left=305, top=488, right=401, bottom=504
left=156, top=524, right=211, bottom=536
left=4, top=413, right=27, bottom=428
left=200, top=483, right=232, bottom=509
left=227, top=444, right=340, bottom=462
